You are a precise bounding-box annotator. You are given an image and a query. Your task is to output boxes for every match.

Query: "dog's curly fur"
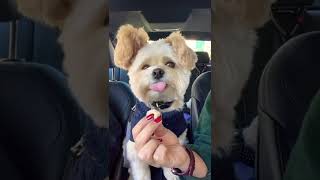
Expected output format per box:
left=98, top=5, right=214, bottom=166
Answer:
left=114, top=24, right=149, bottom=70
left=115, top=25, right=196, bottom=72
left=114, top=24, right=196, bottom=180
left=165, top=32, right=197, bottom=70
left=212, top=0, right=276, bottom=154
left=15, top=0, right=107, bottom=127
left=115, top=25, right=197, bottom=111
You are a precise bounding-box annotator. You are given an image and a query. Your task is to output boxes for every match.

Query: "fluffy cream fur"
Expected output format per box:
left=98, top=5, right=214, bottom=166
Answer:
left=114, top=24, right=149, bottom=70
left=114, top=25, right=196, bottom=180
left=165, top=32, right=198, bottom=70
left=15, top=0, right=107, bottom=127
left=115, top=25, right=197, bottom=112
left=212, top=0, right=276, bottom=154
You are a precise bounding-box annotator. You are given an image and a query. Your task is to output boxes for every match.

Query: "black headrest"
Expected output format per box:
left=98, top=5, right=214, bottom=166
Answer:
left=196, top=52, right=210, bottom=64
left=0, top=0, right=20, bottom=22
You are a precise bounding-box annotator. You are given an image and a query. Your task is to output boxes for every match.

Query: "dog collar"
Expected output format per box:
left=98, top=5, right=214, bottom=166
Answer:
left=151, top=101, right=174, bottom=110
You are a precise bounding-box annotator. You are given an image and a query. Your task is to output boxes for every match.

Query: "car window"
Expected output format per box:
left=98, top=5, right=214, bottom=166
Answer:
left=186, top=40, right=211, bottom=59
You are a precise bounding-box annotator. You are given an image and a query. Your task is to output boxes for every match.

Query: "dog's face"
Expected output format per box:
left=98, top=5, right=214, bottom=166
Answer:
left=114, top=25, right=197, bottom=111
left=128, top=40, right=193, bottom=111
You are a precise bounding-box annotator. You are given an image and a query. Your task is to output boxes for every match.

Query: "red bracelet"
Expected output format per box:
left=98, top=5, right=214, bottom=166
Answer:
left=171, top=147, right=195, bottom=176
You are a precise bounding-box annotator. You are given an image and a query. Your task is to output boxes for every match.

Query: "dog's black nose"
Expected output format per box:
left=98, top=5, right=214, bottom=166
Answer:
left=152, top=68, right=165, bottom=79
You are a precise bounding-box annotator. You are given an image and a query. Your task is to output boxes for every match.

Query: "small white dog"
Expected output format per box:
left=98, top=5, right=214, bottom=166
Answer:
left=15, top=0, right=108, bottom=127
left=212, top=0, right=276, bottom=154
left=114, top=24, right=197, bottom=180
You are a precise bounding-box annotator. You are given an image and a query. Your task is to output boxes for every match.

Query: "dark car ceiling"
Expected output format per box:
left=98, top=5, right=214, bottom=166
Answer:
left=109, top=9, right=211, bottom=40
left=109, top=0, right=211, bottom=40
left=110, top=0, right=210, bottom=11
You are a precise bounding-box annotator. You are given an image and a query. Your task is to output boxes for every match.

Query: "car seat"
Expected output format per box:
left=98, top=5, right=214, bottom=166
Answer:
left=190, top=71, right=211, bottom=138
left=0, top=62, right=85, bottom=180
left=108, top=38, right=136, bottom=180
left=257, top=31, right=320, bottom=180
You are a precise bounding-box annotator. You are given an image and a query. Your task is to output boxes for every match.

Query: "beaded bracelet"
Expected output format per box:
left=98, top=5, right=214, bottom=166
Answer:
left=171, top=147, right=195, bottom=176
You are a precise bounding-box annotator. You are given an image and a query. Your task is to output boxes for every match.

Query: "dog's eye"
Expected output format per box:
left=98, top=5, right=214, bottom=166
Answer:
left=166, top=61, right=175, bottom=68
left=141, top=64, right=150, bottom=70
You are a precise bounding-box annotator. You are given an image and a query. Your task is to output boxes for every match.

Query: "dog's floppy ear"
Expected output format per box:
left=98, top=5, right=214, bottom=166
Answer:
left=114, top=24, right=149, bottom=70
left=165, top=32, right=197, bottom=70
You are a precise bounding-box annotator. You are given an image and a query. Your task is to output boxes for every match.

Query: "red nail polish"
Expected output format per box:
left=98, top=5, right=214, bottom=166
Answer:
left=154, top=116, right=162, bottom=123
left=146, top=114, right=154, bottom=120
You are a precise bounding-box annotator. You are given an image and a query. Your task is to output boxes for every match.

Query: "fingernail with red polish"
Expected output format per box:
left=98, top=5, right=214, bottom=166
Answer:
left=146, top=114, right=154, bottom=120
left=154, top=116, right=162, bottom=123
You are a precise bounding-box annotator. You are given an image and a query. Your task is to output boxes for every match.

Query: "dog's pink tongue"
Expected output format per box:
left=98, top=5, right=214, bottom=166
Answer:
left=150, top=82, right=167, bottom=92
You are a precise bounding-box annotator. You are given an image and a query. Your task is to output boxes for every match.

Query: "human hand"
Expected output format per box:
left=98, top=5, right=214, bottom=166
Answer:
left=132, top=112, right=190, bottom=171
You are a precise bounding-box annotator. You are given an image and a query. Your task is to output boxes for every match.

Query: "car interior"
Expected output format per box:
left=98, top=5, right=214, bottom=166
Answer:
left=235, top=0, right=320, bottom=179
left=256, top=1, right=320, bottom=180
left=0, top=0, right=319, bottom=179
left=0, top=1, right=86, bottom=180
left=109, top=0, right=211, bottom=179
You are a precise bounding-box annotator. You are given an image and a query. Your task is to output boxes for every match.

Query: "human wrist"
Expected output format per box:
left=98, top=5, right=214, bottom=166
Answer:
left=171, top=146, right=195, bottom=176
left=177, top=147, right=191, bottom=172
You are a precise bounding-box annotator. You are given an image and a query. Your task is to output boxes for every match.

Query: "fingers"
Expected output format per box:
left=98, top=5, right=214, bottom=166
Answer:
left=132, top=114, right=154, bottom=139
left=135, top=117, right=162, bottom=149
left=153, top=144, right=173, bottom=168
left=154, top=124, right=180, bottom=145
left=137, top=139, right=160, bottom=165
left=154, top=123, right=168, bottom=137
